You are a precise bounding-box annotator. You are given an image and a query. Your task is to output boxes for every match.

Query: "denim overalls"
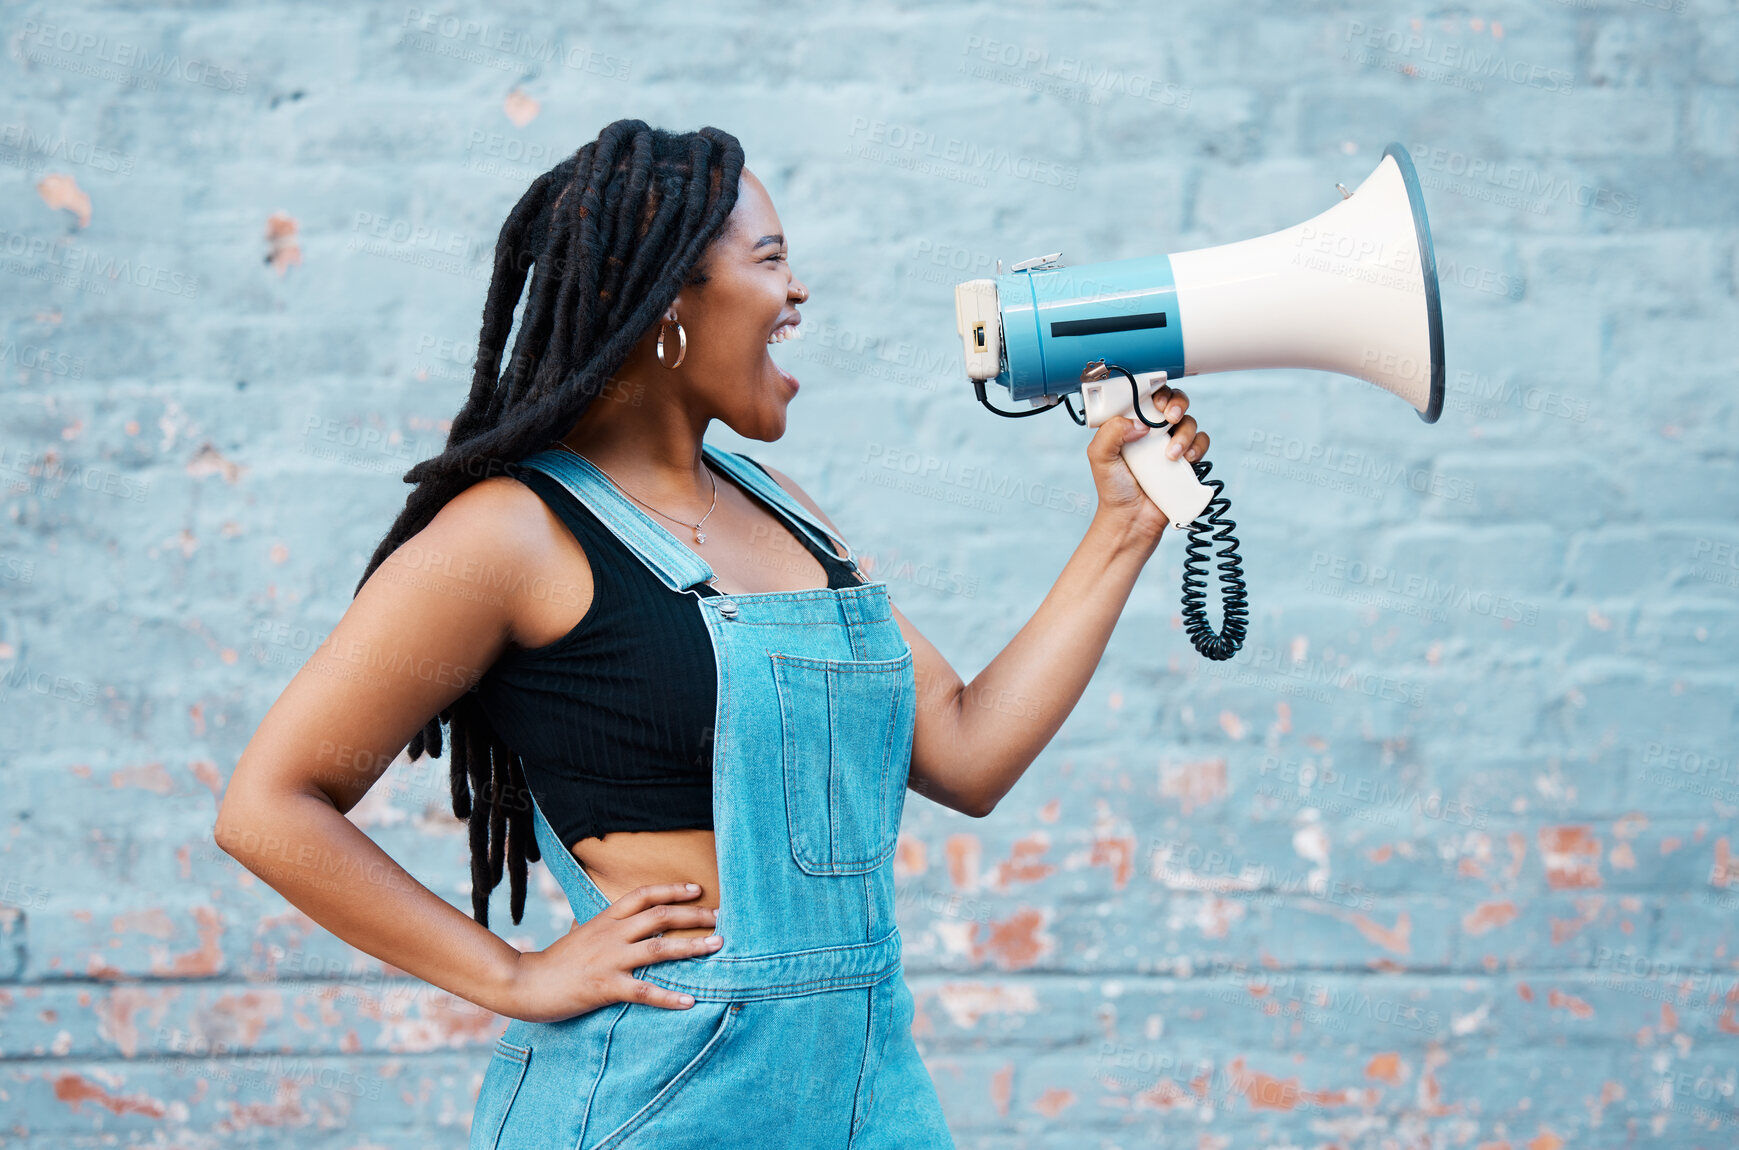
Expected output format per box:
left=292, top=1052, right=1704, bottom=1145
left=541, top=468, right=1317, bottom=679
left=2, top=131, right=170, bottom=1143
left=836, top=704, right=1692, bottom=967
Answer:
left=468, top=444, right=956, bottom=1150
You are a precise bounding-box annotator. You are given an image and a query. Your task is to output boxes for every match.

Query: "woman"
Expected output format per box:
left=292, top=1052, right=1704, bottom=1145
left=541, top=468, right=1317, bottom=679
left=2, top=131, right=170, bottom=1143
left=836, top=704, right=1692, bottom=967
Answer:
left=215, top=119, right=1209, bottom=1148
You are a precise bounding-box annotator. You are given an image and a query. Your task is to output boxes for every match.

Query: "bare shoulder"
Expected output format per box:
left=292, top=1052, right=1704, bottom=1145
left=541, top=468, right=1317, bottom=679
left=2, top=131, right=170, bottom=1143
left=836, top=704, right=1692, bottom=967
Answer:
left=419, top=473, right=577, bottom=564
left=367, top=472, right=592, bottom=609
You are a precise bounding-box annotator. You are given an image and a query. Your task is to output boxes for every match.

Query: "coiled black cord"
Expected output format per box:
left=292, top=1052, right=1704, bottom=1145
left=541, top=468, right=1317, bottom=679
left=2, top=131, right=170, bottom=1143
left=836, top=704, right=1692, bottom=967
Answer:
left=1177, top=457, right=1248, bottom=660
left=971, top=360, right=1249, bottom=659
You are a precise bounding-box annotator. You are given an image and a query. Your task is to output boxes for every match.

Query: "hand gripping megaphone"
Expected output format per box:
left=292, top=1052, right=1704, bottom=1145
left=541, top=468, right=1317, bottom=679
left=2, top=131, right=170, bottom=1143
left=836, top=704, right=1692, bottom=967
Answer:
left=953, top=142, right=1444, bottom=660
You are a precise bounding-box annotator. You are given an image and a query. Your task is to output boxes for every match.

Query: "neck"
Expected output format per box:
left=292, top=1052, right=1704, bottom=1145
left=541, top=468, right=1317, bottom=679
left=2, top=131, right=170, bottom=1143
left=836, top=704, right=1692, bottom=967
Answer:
left=554, top=391, right=716, bottom=508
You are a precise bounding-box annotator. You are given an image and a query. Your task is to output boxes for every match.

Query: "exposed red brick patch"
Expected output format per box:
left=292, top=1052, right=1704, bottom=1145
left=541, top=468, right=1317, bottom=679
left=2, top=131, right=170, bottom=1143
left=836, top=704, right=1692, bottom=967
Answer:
left=1527, top=1131, right=1564, bottom=1150
left=1160, top=758, right=1226, bottom=814
left=153, top=906, right=224, bottom=976
left=1348, top=911, right=1411, bottom=955
left=37, top=173, right=92, bottom=226
left=989, top=1062, right=1013, bottom=1116
left=1546, top=989, right=1594, bottom=1019
left=1365, top=1052, right=1404, bottom=1083
left=53, top=1073, right=166, bottom=1117
left=265, top=211, right=300, bottom=275
left=1463, top=901, right=1518, bottom=936
left=1368, top=844, right=1394, bottom=863
left=945, top=833, right=980, bottom=891
left=503, top=87, right=540, bottom=126
left=1517, top=982, right=1534, bottom=1003
left=1090, top=833, right=1136, bottom=890
left=1713, top=837, right=1735, bottom=889
left=1031, top=1086, right=1074, bottom=1116
left=972, top=908, right=1053, bottom=970
left=894, top=834, right=926, bottom=878
left=110, top=762, right=175, bottom=794
left=990, top=834, right=1056, bottom=888
left=1539, top=826, right=1602, bottom=889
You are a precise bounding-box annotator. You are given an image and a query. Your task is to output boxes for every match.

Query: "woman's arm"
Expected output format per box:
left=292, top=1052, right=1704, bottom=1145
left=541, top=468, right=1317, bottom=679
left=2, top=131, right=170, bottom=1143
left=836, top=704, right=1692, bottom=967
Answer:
left=214, top=477, right=539, bottom=1014
left=760, top=388, right=1207, bottom=818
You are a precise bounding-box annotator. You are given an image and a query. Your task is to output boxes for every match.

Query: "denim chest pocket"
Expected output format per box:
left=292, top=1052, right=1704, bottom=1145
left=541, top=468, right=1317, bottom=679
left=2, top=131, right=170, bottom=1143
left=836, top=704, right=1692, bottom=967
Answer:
left=770, top=647, right=916, bottom=876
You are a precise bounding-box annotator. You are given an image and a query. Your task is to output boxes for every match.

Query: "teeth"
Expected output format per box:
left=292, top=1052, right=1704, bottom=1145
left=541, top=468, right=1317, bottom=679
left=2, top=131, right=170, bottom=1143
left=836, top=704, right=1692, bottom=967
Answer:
left=766, top=325, right=800, bottom=345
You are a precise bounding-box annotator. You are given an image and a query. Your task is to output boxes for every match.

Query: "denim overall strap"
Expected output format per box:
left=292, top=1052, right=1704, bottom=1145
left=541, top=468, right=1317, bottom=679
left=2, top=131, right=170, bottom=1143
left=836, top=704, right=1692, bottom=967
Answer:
left=700, top=447, right=861, bottom=576
left=514, top=448, right=716, bottom=593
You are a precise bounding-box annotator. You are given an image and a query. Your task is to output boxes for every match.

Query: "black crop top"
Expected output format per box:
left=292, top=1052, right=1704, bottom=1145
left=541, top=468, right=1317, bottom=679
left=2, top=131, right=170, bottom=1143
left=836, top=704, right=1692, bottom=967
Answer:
left=473, top=455, right=862, bottom=849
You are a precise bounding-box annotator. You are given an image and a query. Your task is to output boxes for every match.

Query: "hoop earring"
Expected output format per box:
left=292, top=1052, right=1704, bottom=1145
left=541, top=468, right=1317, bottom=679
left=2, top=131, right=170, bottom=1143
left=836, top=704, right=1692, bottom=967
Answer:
left=656, top=318, right=687, bottom=369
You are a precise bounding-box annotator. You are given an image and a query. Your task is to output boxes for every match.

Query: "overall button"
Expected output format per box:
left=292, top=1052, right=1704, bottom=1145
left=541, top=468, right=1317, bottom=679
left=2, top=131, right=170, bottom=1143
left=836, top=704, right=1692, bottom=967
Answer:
left=714, top=598, right=738, bottom=619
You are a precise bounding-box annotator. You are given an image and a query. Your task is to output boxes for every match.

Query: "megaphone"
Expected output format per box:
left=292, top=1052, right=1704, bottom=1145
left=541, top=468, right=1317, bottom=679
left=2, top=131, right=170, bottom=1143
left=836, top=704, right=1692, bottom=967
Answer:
left=954, top=142, right=1444, bottom=659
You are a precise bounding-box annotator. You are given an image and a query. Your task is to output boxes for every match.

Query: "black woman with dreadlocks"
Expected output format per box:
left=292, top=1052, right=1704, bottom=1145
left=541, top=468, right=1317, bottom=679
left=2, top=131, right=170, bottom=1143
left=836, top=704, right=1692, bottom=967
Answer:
left=217, top=119, right=1209, bottom=1148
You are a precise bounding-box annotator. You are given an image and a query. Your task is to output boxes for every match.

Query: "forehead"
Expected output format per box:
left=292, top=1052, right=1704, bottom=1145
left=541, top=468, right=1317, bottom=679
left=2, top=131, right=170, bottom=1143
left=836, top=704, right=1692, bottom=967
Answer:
left=726, top=170, right=782, bottom=244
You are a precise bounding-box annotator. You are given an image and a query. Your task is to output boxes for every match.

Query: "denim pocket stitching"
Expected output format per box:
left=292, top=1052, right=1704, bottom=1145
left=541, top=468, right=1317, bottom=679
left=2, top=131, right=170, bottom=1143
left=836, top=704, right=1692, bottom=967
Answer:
left=584, top=1003, right=738, bottom=1150
left=772, top=650, right=912, bottom=875
left=475, top=1038, right=531, bottom=1149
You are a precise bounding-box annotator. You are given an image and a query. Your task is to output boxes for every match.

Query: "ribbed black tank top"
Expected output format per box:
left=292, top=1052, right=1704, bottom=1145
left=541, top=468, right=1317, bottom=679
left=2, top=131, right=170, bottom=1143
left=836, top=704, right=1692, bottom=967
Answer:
left=473, top=455, right=862, bottom=849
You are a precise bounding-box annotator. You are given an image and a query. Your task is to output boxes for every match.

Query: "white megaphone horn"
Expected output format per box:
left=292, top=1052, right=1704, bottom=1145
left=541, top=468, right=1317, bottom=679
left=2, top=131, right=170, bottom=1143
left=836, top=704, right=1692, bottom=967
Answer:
left=953, top=142, right=1444, bottom=659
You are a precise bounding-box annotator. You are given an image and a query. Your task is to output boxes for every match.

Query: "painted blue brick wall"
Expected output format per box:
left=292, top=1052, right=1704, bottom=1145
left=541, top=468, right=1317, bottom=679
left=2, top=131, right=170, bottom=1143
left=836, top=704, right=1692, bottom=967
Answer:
left=3, top=2, right=1736, bottom=1146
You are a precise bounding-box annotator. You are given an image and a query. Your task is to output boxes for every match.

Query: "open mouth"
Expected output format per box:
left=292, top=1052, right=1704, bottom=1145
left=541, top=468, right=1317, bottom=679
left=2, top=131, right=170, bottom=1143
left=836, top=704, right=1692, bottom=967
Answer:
left=766, top=320, right=801, bottom=389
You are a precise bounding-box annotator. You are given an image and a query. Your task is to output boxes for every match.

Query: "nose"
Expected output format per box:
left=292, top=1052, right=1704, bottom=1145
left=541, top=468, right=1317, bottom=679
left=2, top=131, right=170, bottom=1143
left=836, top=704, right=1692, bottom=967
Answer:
left=789, top=274, right=808, bottom=303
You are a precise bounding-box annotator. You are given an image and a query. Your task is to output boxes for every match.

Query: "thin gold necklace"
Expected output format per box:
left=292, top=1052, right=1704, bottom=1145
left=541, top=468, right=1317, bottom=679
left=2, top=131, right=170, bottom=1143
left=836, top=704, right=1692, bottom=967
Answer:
left=547, top=440, right=720, bottom=544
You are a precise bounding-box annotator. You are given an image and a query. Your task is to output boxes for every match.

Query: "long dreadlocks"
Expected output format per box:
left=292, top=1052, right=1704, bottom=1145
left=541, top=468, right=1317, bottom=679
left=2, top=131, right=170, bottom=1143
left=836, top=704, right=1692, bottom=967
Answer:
left=351, top=119, right=746, bottom=929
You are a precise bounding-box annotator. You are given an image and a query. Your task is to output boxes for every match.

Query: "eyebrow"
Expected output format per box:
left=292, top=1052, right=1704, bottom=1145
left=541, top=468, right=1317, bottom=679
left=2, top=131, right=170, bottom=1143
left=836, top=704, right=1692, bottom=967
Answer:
left=752, top=233, right=785, bottom=251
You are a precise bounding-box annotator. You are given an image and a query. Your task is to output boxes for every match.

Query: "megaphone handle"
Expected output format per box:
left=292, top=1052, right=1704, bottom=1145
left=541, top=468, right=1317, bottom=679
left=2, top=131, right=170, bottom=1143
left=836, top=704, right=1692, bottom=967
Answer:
left=1120, top=430, right=1216, bottom=527
left=1081, top=369, right=1216, bottom=525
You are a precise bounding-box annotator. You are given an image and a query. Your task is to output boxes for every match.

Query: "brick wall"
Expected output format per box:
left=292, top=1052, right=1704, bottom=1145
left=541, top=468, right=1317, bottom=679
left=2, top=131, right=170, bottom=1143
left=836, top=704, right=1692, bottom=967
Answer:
left=3, top=3, right=1736, bottom=1146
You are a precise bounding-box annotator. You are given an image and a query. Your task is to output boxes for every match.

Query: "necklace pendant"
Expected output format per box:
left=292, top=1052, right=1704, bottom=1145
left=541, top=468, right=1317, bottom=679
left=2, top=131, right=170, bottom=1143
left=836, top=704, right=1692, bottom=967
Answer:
left=695, top=529, right=707, bottom=544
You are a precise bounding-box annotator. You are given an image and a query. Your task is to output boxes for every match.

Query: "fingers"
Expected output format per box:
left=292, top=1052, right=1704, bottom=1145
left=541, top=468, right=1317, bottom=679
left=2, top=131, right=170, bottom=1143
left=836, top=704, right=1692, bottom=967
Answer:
left=1160, top=387, right=1189, bottom=425
left=620, top=901, right=720, bottom=943
left=604, top=882, right=703, bottom=919
left=620, top=977, right=704, bottom=1011
left=1165, top=415, right=1198, bottom=460
left=633, top=929, right=725, bottom=967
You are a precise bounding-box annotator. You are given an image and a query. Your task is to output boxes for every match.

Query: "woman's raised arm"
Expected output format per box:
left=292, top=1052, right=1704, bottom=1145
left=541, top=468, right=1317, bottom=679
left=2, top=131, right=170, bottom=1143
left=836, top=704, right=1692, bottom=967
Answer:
left=760, top=389, right=1209, bottom=818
